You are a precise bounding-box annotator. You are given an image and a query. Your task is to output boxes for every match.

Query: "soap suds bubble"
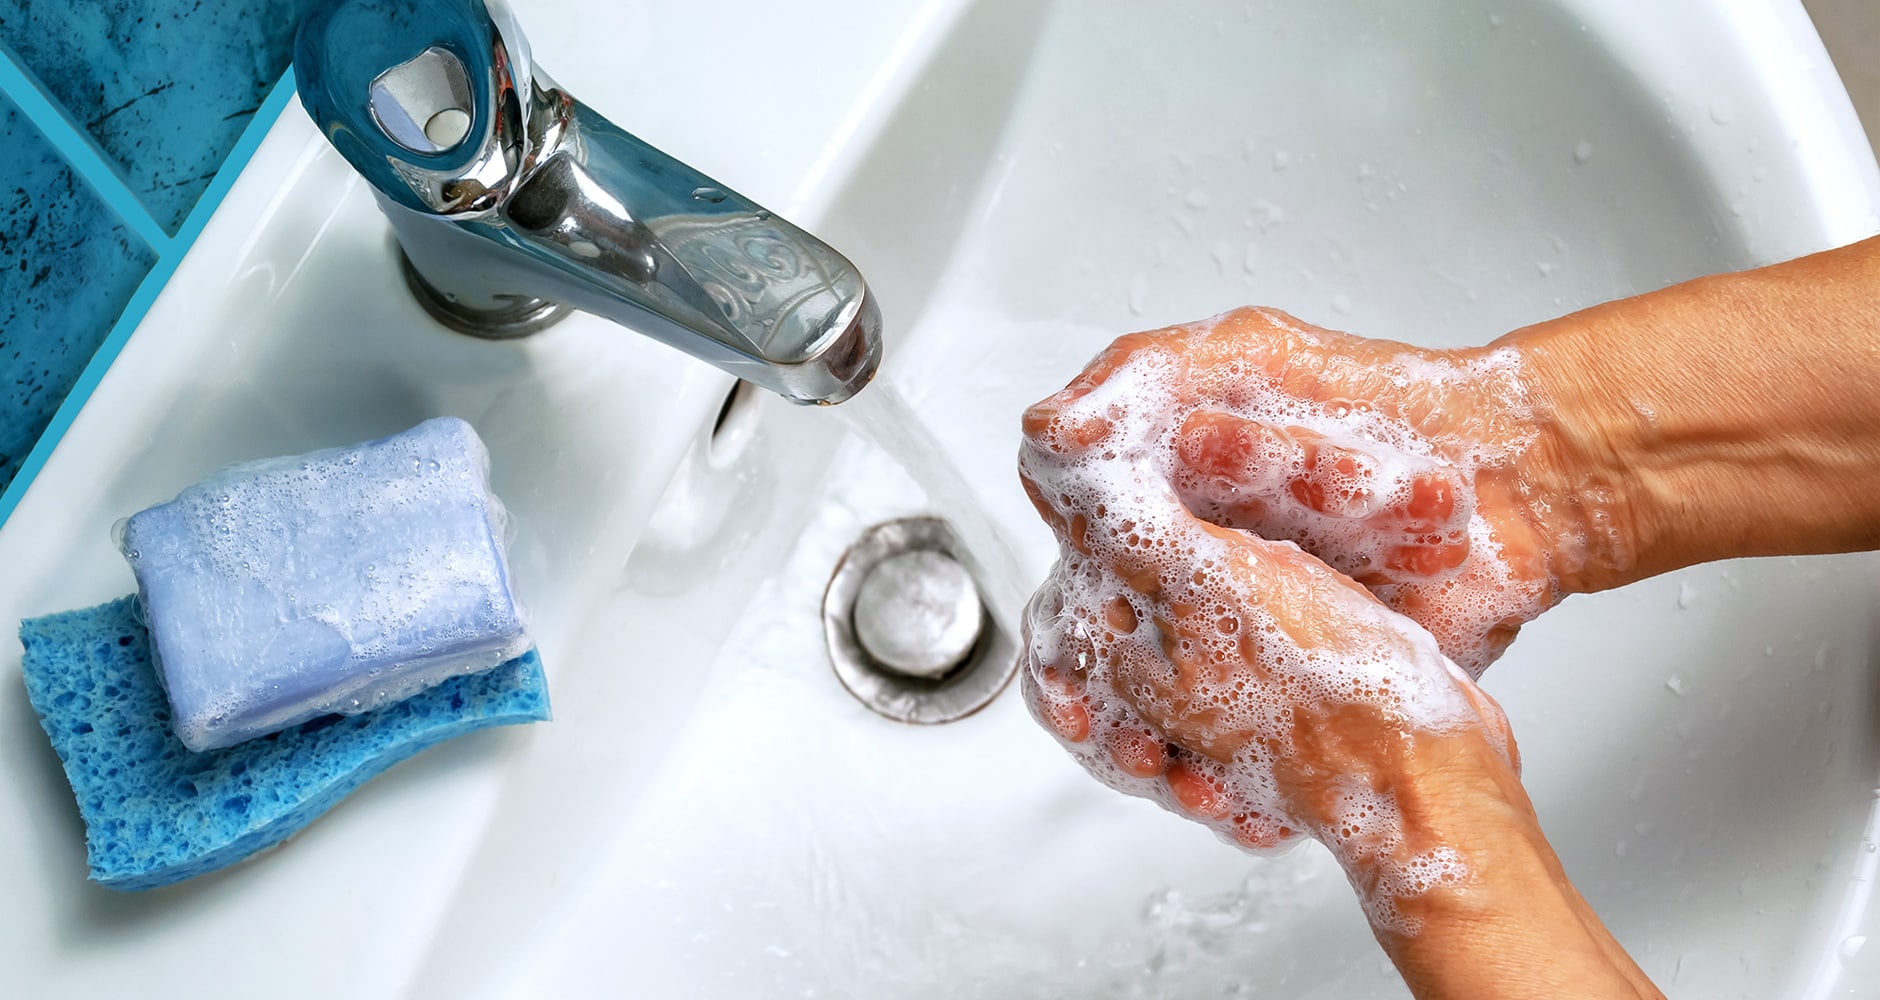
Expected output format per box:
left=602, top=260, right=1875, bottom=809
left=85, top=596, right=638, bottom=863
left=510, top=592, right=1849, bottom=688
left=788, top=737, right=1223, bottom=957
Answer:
left=1019, top=308, right=1529, bottom=933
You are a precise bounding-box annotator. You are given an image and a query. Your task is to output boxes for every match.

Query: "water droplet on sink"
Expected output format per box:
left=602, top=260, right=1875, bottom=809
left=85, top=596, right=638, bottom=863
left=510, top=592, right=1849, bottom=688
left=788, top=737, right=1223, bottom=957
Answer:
left=1843, top=935, right=1869, bottom=961
left=691, top=186, right=729, bottom=203
left=1331, top=292, right=1353, bottom=314
left=1212, top=240, right=1236, bottom=273
left=1272, top=149, right=1292, bottom=171
left=1488, top=12, right=1505, bottom=28
left=1185, top=188, right=1211, bottom=209
left=1537, top=261, right=1558, bottom=277
left=1710, top=99, right=1735, bottom=125
left=1665, top=674, right=1688, bottom=695
left=1677, top=581, right=1697, bottom=609
left=1573, top=139, right=1595, bottom=164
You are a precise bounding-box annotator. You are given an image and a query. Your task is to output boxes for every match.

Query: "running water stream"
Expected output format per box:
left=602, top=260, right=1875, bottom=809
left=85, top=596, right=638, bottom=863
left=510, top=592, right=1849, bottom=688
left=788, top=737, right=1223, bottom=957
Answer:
left=833, top=378, right=1027, bottom=636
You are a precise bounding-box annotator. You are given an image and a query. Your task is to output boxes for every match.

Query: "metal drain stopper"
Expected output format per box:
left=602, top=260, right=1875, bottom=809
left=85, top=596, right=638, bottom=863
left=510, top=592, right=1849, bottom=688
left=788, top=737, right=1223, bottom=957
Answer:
left=852, top=550, right=984, bottom=679
left=823, top=517, right=1017, bottom=725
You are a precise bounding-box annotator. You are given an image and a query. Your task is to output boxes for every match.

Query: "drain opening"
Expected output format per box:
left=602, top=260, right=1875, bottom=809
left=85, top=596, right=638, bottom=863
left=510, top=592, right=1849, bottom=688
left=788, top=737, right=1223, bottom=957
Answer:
left=823, top=517, right=1017, bottom=724
left=707, top=380, right=761, bottom=468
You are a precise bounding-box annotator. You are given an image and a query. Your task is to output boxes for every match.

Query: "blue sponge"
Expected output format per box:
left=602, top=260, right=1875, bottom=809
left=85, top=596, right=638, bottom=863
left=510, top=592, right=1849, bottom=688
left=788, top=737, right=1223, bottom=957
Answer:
left=121, top=416, right=531, bottom=751
left=18, top=596, right=550, bottom=890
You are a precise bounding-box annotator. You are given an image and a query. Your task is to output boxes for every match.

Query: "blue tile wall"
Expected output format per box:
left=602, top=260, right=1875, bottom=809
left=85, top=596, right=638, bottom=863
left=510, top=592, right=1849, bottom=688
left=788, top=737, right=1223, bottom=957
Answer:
left=0, top=2, right=306, bottom=512
left=0, top=94, right=153, bottom=493
left=0, top=0, right=318, bottom=232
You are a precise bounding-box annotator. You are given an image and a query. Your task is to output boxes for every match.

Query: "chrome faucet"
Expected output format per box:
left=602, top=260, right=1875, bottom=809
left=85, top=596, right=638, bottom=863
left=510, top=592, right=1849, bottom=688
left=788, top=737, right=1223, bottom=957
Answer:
left=294, top=0, right=880, bottom=405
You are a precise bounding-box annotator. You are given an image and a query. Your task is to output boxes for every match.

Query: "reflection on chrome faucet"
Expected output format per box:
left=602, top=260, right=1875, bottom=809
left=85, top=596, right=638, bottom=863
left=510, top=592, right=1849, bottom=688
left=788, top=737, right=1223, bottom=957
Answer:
left=295, top=0, right=880, bottom=404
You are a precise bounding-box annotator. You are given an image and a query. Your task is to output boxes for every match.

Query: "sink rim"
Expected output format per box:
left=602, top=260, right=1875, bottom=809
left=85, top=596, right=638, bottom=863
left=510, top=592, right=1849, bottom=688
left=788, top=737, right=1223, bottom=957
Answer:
left=1, top=0, right=1878, bottom=996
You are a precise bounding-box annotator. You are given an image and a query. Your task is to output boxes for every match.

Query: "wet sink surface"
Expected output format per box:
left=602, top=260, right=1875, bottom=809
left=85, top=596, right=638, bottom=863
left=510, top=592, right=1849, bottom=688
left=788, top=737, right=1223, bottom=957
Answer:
left=3, top=0, right=1880, bottom=997
left=512, top=2, right=1880, bottom=997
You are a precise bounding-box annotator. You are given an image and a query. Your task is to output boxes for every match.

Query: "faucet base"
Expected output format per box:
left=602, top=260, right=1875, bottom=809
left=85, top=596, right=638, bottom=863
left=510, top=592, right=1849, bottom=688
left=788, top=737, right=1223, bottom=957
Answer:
left=398, top=249, right=572, bottom=340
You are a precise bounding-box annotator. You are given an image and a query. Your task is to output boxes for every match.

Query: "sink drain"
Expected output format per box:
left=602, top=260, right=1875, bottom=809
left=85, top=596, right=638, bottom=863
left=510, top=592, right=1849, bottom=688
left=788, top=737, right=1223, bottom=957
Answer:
left=823, top=517, right=1017, bottom=724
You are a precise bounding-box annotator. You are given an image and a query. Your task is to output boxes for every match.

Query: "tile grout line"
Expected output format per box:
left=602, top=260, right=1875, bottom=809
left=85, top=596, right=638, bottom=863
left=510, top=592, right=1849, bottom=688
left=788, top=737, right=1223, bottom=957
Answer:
left=0, top=39, right=172, bottom=253
left=0, top=70, right=299, bottom=532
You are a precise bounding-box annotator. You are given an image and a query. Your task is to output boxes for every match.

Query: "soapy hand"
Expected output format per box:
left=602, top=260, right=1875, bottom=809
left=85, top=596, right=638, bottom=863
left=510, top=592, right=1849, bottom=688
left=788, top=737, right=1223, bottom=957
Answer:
left=1016, top=311, right=1525, bottom=930
left=1015, top=228, right=1880, bottom=995
left=1029, top=307, right=1585, bottom=676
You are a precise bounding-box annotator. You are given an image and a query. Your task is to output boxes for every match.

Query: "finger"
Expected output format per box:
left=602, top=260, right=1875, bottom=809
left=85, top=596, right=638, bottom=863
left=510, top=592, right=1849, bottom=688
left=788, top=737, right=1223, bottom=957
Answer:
left=1170, top=410, right=1301, bottom=523
left=1108, top=727, right=1171, bottom=778
left=1021, top=332, right=1166, bottom=450
left=1372, top=469, right=1464, bottom=533
left=1172, top=411, right=1403, bottom=523
left=1021, top=661, right=1091, bottom=744
left=1165, top=758, right=1231, bottom=818
left=1364, top=469, right=1471, bottom=581
left=1019, top=408, right=1116, bottom=456
left=1018, top=467, right=1069, bottom=537
left=1021, top=580, right=1095, bottom=744
left=1378, top=539, right=1470, bottom=579
left=1291, top=435, right=1388, bottom=519
left=1231, top=812, right=1293, bottom=851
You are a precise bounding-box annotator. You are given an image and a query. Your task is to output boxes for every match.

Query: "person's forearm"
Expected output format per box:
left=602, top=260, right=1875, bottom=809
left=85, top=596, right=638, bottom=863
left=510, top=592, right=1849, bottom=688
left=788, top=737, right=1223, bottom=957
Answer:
left=1501, top=235, right=1880, bottom=594
left=1336, top=732, right=1662, bottom=999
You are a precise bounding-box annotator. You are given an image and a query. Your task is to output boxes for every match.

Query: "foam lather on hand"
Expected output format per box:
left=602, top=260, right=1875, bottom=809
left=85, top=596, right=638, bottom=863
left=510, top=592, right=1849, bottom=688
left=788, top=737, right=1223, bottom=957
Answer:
left=19, top=596, right=549, bottom=890
left=120, top=417, right=530, bottom=751
left=1018, top=309, right=1521, bottom=934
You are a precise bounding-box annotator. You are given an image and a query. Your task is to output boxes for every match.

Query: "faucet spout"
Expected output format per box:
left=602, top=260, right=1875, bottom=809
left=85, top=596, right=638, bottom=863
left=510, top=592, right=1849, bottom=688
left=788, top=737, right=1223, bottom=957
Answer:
left=294, top=0, right=880, bottom=404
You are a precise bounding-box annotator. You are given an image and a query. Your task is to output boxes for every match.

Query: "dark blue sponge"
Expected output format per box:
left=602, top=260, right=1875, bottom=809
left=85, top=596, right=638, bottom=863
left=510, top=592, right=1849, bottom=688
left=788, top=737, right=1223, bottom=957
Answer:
left=18, top=596, right=550, bottom=890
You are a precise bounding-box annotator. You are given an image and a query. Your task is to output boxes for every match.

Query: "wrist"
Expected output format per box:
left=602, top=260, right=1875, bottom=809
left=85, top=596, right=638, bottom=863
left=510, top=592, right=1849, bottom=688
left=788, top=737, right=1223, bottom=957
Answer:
left=1327, top=727, right=1538, bottom=911
left=1323, top=728, right=1658, bottom=995
left=1486, top=319, right=1657, bottom=596
left=1497, top=249, right=1880, bottom=591
left=1283, top=719, right=1545, bottom=936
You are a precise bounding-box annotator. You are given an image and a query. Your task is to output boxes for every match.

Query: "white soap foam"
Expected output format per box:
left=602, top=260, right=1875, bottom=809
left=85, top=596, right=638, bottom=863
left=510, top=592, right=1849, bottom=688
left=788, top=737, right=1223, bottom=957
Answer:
left=1018, top=308, right=1528, bottom=932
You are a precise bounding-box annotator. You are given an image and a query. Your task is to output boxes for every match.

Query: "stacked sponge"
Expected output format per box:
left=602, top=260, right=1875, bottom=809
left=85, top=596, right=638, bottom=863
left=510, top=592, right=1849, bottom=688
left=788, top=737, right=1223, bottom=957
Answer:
left=19, top=596, right=549, bottom=890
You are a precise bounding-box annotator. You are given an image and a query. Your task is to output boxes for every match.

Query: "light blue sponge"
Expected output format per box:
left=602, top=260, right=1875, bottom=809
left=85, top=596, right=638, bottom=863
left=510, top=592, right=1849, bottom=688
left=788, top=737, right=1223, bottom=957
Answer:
left=18, top=596, right=549, bottom=891
left=120, top=416, right=530, bottom=751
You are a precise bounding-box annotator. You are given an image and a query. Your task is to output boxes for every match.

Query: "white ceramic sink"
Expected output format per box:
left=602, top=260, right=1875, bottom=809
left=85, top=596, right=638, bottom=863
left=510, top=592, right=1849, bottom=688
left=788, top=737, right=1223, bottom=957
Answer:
left=3, top=0, right=1879, bottom=997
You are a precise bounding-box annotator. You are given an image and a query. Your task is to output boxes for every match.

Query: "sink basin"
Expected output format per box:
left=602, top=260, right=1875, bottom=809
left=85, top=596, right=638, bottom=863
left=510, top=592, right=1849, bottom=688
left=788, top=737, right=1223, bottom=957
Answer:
left=3, top=0, right=1879, bottom=997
